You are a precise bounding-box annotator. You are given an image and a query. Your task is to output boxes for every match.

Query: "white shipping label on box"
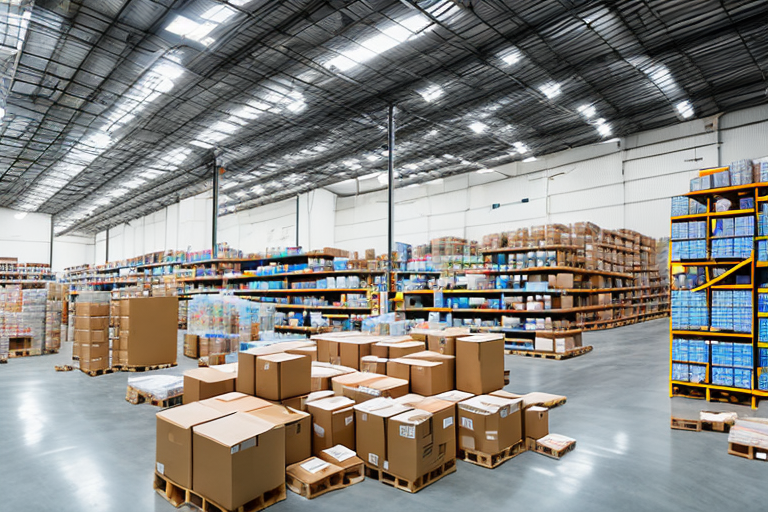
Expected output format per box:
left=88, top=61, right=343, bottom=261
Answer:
left=500, top=408, right=508, bottom=418
left=361, top=413, right=368, bottom=421
left=324, top=445, right=356, bottom=462
left=486, top=431, right=498, bottom=441
left=156, top=462, right=164, bottom=475
left=301, top=458, right=330, bottom=474
left=368, top=453, right=379, bottom=466
left=443, top=417, right=453, bottom=429
left=345, top=415, right=353, bottom=426
left=313, top=423, right=325, bottom=438
left=263, top=363, right=270, bottom=370
left=757, top=452, right=767, bottom=460
left=241, top=438, right=256, bottom=451
left=399, top=425, right=415, bottom=439
left=461, top=417, right=473, bottom=430
left=383, top=460, right=389, bottom=470
left=230, top=445, right=240, bottom=455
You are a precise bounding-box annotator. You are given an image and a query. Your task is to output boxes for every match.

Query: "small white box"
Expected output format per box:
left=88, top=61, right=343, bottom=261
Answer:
left=534, top=337, right=554, bottom=352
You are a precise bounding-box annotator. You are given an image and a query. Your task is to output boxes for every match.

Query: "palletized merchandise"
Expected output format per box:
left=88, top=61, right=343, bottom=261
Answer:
left=758, top=161, right=768, bottom=182
left=759, top=240, right=768, bottom=261
left=761, top=318, right=768, bottom=342
left=712, top=170, right=730, bottom=188
left=732, top=343, right=753, bottom=368
left=688, top=340, right=709, bottom=363
left=734, top=216, right=755, bottom=236
left=729, top=159, right=753, bottom=186
left=671, top=290, right=707, bottom=329
left=711, top=342, right=734, bottom=366
left=689, top=365, right=707, bottom=384
left=759, top=368, right=768, bottom=391
left=712, top=367, right=734, bottom=387
left=733, top=368, right=752, bottom=389
left=672, top=363, right=689, bottom=381
left=672, top=339, right=689, bottom=361
left=671, top=196, right=689, bottom=216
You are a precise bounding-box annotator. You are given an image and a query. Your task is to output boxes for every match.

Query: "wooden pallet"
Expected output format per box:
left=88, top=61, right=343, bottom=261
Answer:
left=364, top=459, right=456, bottom=493
left=154, top=471, right=286, bottom=512
left=113, top=362, right=177, bottom=373
left=286, top=468, right=346, bottom=499
left=504, top=345, right=593, bottom=360
left=728, top=442, right=768, bottom=461
left=504, top=369, right=510, bottom=386
left=81, top=367, right=116, bottom=377
left=0, top=357, right=7, bottom=364
left=670, top=417, right=701, bottom=432
left=43, top=348, right=59, bottom=355
left=54, top=365, right=75, bottom=372
left=529, top=436, right=577, bottom=460
left=125, top=385, right=183, bottom=407
left=458, top=441, right=525, bottom=469
left=8, top=348, right=42, bottom=358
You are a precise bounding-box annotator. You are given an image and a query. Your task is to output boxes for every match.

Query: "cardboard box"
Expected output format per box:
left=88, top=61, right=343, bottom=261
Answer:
left=80, top=342, right=109, bottom=361
left=318, top=444, right=363, bottom=471
left=387, top=410, right=437, bottom=481
left=74, top=316, right=109, bottom=330
left=285, top=457, right=344, bottom=491
left=120, top=316, right=130, bottom=331
left=525, top=406, right=549, bottom=441
left=402, top=351, right=456, bottom=390
left=286, top=346, right=317, bottom=362
left=236, top=341, right=315, bottom=395
left=75, top=303, right=109, bottom=317
left=355, top=376, right=409, bottom=403
left=427, top=327, right=470, bottom=355
left=331, top=372, right=386, bottom=397
left=184, top=334, right=199, bottom=359
left=388, top=358, right=451, bottom=396
left=338, top=339, right=379, bottom=370
left=80, top=356, right=108, bottom=372
left=386, top=359, right=411, bottom=382
left=307, top=396, right=356, bottom=455
left=120, top=297, right=178, bottom=366
left=183, top=368, right=236, bottom=404
left=74, top=329, right=108, bottom=344
left=360, top=356, right=388, bottom=374
left=256, top=353, right=311, bottom=401
left=456, top=335, right=505, bottom=395
left=192, top=413, right=285, bottom=511
left=354, top=397, right=413, bottom=469
left=199, top=392, right=271, bottom=414
left=458, top=395, right=522, bottom=454
left=555, top=273, right=574, bottom=289
left=155, top=402, right=230, bottom=488
left=386, top=341, right=426, bottom=359
left=408, top=397, right=456, bottom=462
left=534, top=337, right=554, bottom=352
left=249, top=405, right=311, bottom=466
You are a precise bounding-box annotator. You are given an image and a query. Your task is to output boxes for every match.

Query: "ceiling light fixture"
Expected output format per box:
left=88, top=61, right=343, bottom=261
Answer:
left=522, top=156, right=537, bottom=163
left=577, top=104, right=596, bottom=118
left=676, top=100, right=694, bottom=119
left=513, top=141, right=529, bottom=154
left=13, top=211, right=27, bottom=220
left=500, top=47, right=522, bottom=65
left=539, top=82, right=561, bottom=99
left=418, top=85, right=444, bottom=102
left=477, top=168, right=494, bottom=174
left=469, top=122, right=488, bottom=134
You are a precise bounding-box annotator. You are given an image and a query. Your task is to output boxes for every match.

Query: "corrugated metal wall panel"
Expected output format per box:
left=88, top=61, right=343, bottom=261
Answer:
left=720, top=120, right=768, bottom=165
left=625, top=144, right=718, bottom=181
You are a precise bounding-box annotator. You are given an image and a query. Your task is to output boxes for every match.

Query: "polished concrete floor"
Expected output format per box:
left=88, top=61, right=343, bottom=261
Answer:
left=1, top=319, right=765, bottom=511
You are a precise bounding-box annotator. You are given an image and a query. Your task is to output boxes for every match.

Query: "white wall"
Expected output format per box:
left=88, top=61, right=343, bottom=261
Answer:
left=0, top=207, right=95, bottom=271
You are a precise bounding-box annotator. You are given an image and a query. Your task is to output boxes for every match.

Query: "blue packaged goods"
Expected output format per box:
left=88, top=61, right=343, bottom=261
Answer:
left=690, top=177, right=701, bottom=192
left=688, top=339, right=709, bottom=363
left=760, top=348, right=768, bottom=367
left=760, top=368, right=768, bottom=391
left=712, top=367, right=734, bottom=387
left=733, top=343, right=753, bottom=368
left=689, top=365, right=707, bottom=384
left=734, top=216, right=754, bottom=236
left=672, top=339, right=689, bottom=361
left=759, top=240, right=768, bottom=261
left=761, top=318, right=768, bottom=342
left=712, top=342, right=734, bottom=366
left=671, top=196, right=689, bottom=216
left=672, top=363, right=689, bottom=382
left=712, top=170, right=730, bottom=188
left=740, top=197, right=755, bottom=210
left=733, top=368, right=752, bottom=389
left=690, top=199, right=706, bottom=214
left=758, top=161, right=768, bottom=183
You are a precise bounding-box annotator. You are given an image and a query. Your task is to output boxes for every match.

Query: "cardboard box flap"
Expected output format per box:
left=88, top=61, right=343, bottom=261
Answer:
left=361, top=356, right=389, bottom=364
left=390, top=358, right=440, bottom=369
left=378, top=335, right=414, bottom=343
left=193, top=412, right=277, bottom=447
left=459, top=395, right=522, bottom=415
left=309, top=396, right=356, bottom=411
left=259, top=352, right=305, bottom=364
left=249, top=404, right=309, bottom=426
left=242, top=341, right=315, bottom=356
left=311, top=361, right=357, bottom=373
left=200, top=394, right=272, bottom=413
left=488, top=390, right=523, bottom=400
left=366, top=376, right=409, bottom=391
left=520, top=392, right=567, bottom=409
left=375, top=340, right=424, bottom=349
left=184, top=367, right=237, bottom=384
left=320, top=444, right=358, bottom=463
left=305, top=390, right=335, bottom=404
left=456, top=334, right=504, bottom=343
left=391, top=394, right=425, bottom=406
left=528, top=405, right=548, bottom=413
left=354, top=397, right=412, bottom=417
left=287, top=457, right=341, bottom=484
left=209, top=363, right=238, bottom=374
left=391, top=409, right=432, bottom=426
left=157, top=402, right=230, bottom=429
left=433, top=390, right=474, bottom=403
left=401, top=350, right=455, bottom=362
left=410, top=397, right=453, bottom=414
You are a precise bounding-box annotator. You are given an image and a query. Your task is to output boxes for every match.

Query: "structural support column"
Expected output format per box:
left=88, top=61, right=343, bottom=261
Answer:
left=212, top=158, right=219, bottom=258
left=105, top=227, right=110, bottom=263
left=49, top=218, right=54, bottom=267
left=387, top=104, right=395, bottom=302
left=296, top=195, right=300, bottom=247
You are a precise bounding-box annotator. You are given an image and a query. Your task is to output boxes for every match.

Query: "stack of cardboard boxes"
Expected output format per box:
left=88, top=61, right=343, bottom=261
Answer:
left=163, top=331, right=574, bottom=507
left=116, top=297, right=178, bottom=368
left=74, top=302, right=109, bottom=373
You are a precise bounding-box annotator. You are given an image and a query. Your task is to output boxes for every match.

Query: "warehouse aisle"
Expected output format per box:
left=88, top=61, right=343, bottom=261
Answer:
left=0, top=320, right=761, bottom=512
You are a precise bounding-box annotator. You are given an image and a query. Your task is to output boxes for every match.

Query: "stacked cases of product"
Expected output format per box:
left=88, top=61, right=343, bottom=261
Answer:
left=669, top=157, right=768, bottom=407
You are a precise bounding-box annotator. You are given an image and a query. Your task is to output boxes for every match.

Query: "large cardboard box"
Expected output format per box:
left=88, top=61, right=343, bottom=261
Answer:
left=355, top=377, right=409, bottom=403
left=192, top=413, right=285, bottom=511
left=74, top=303, right=109, bottom=317
left=121, top=297, right=178, bottom=366
left=311, top=362, right=357, bottom=391
left=256, top=353, right=311, bottom=401
left=402, top=351, right=455, bottom=390
left=331, top=372, right=385, bottom=396
left=80, top=356, right=108, bottom=372
left=184, top=334, right=199, bottom=359
left=534, top=337, right=554, bottom=352
left=394, top=359, right=451, bottom=396
left=407, top=397, right=456, bottom=462
left=455, top=335, right=505, bottom=395
left=354, top=397, right=412, bottom=469
left=199, top=392, right=271, bottom=414
left=236, top=341, right=314, bottom=395
left=525, top=406, right=549, bottom=441
left=183, top=368, right=236, bottom=404
left=307, top=396, right=356, bottom=455
left=80, top=342, right=109, bottom=361
left=372, top=340, right=425, bottom=359
left=249, top=404, right=311, bottom=466
left=286, top=345, right=317, bottom=362
left=338, top=339, right=380, bottom=370
left=426, top=327, right=469, bottom=355
left=458, top=395, right=522, bottom=454
left=387, top=410, right=437, bottom=481
left=74, top=316, right=109, bottom=330
left=360, top=355, right=388, bottom=374
left=156, top=402, right=230, bottom=488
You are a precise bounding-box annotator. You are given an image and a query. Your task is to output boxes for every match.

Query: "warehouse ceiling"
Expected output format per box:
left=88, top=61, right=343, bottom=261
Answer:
left=1, top=0, right=767, bottom=235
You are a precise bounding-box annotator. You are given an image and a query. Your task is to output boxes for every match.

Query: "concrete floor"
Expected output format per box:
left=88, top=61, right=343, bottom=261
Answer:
left=1, top=319, right=765, bottom=511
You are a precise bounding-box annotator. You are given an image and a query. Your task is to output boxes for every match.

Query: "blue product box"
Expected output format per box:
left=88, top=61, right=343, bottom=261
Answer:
left=712, top=367, right=734, bottom=387
left=740, top=197, right=755, bottom=210
left=672, top=363, right=690, bottom=382
left=733, top=343, right=753, bottom=368
left=689, top=365, right=707, bottom=384
left=760, top=348, right=768, bottom=367
left=712, top=342, right=734, bottom=366
left=712, top=170, right=731, bottom=188
left=760, top=368, right=768, bottom=391
left=671, top=196, right=688, bottom=216
left=734, top=368, right=752, bottom=389
left=690, top=177, right=702, bottom=192
left=691, top=199, right=706, bottom=214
